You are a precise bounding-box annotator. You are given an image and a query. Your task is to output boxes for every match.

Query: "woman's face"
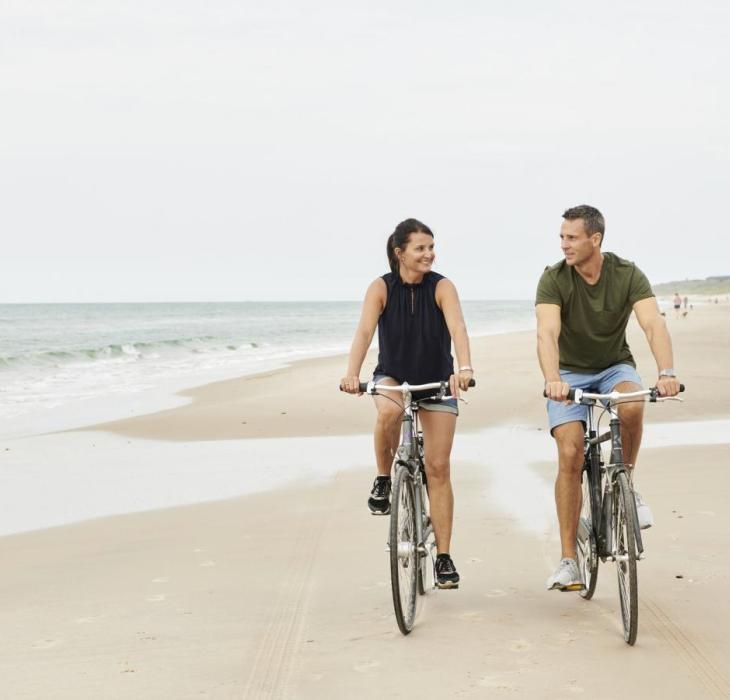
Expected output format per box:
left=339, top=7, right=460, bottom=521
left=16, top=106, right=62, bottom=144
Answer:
left=396, top=232, right=435, bottom=273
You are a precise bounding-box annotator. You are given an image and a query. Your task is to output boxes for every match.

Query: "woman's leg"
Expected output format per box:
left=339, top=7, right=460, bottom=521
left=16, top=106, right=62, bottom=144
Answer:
left=418, top=409, right=457, bottom=554
left=372, top=379, right=403, bottom=476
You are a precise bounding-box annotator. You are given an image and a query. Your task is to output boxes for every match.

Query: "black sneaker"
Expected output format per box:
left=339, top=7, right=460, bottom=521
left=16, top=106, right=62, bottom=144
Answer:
left=435, top=553, right=460, bottom=589
left=367, top=476, right=391, bottom=515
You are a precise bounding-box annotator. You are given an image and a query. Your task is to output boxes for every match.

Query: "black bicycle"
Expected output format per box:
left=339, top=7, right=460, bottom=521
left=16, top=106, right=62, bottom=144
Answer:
left=358, top=378, right=474, bottom=635
left=565, top=384, right=684, bottom=645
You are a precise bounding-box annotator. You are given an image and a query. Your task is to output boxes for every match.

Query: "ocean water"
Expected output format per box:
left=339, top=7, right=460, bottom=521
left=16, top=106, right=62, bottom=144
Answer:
left=0, top=300, right=534, bottom=434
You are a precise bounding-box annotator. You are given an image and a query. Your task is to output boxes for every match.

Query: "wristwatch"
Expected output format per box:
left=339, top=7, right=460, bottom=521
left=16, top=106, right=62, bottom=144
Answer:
left=658, top=368, right=676, bottom=378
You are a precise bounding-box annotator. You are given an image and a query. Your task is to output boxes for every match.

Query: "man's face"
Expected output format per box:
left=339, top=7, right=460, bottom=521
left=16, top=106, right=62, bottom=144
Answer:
left=560, top=218, right=600, bottom=266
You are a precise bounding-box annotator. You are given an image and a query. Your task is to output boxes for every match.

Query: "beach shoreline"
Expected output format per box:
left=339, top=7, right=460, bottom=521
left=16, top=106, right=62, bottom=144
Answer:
left=2, top=303, right=730, bottom=697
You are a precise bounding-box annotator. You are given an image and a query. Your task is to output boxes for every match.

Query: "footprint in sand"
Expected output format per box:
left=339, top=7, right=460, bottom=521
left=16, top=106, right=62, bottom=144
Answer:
left=459, top=611, right=485, bottom=622
left=32, top=639, right=60, bottom=650
left=354, top=660, right=381, bottom=673
left=147, top=594, right=166, bottom=603
left=479, top=675, right=518, bottom=691
left=509, top=639, right=532, bottom=652
left=76, top=615, right=104, bottom=624
left=484, top=589, right=508, bottom=598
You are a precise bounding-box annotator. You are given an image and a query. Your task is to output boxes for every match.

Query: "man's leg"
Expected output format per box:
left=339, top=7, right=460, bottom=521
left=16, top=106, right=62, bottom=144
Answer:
left=552, top=421, right=585, bottom=560
left=601, top=367, right=653, bottom=528
left=613, top=380, right=644, bottom=467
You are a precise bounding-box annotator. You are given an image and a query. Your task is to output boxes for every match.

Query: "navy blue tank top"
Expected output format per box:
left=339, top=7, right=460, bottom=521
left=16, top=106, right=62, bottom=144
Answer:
left=374, top=271, right=454, bottom=385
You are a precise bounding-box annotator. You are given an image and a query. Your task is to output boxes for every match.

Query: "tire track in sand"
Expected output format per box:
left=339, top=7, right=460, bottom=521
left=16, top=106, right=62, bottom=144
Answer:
left=644, top=597, right=730, bottom=699
left=242, top=473, right=339, bottom=699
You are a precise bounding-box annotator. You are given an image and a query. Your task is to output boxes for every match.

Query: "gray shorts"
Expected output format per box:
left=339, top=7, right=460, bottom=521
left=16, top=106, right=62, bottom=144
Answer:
left=372, top=374, right=459, bottom=416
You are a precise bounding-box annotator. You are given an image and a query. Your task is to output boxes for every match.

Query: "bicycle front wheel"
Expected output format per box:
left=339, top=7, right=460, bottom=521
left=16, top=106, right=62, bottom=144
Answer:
left=390, top=466, right=418, bottom=635
left=577, top=464, right=599, bottom=600
left=614, top=471, right=638, bottom=645
left=417, top=476, right=435, bottom=596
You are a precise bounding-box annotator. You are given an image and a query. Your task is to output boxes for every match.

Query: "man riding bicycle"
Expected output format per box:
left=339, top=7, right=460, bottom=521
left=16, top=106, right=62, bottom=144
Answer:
left=536, top=205, right=682, bottom=591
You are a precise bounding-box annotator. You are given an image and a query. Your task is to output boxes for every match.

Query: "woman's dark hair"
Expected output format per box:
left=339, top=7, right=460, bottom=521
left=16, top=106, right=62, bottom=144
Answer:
left=386, top=218, right=434, bottom=274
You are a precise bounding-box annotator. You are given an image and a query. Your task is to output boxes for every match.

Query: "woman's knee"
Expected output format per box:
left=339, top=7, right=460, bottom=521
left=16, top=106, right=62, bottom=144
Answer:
left=375, top=408, right=401, bottom=432
left=425, top=456, right=451, bottom=482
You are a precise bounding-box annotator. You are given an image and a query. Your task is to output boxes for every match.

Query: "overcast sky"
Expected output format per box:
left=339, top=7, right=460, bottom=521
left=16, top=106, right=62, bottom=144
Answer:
left=1, top=1, right=728, bottom=302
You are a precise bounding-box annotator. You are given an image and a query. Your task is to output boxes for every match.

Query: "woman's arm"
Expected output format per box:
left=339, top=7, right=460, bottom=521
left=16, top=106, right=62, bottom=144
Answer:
left=341, top=278, right=386, bottom=394
left=435, top=278, right=473, bottom=394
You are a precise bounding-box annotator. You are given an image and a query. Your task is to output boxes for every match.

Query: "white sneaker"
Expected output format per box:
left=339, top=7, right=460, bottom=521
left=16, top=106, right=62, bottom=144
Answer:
left=634, top=492, right=654, bottom=530
left=546, top=558, right=584, bottom=591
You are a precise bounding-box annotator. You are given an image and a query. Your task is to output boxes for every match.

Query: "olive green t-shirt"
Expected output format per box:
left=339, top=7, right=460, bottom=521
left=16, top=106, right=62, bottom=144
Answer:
left=535, top=252, right=654, bottom=373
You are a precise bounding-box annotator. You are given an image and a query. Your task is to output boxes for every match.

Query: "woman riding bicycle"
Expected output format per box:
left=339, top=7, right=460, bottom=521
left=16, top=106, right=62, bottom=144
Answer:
left=340, top=218, right=473, bottom=589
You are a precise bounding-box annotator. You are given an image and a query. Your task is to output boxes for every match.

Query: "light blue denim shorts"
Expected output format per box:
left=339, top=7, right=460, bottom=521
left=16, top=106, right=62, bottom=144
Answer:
left=372, top=374, right=459, bottom=416
left=547, top=363, right=642, bottom=434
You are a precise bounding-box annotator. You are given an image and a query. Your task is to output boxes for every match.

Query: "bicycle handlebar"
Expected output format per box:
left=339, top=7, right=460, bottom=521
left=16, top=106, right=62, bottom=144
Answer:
left=340, top=378, right=476, bottom=394
left=542, top=384, right=685, bottom=402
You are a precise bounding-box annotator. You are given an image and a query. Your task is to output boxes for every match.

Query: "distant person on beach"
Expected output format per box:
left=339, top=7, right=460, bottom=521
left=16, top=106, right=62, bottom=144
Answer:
left=341, top=218, right=473, bottom=589
left=673, top=292, right=682, bottom=318
left=536, top=205, right=681, bottom=592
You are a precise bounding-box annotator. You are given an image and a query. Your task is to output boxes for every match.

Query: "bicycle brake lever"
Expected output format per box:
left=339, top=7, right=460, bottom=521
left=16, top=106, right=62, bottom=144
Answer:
left=656, top=396, right=684, bottom=402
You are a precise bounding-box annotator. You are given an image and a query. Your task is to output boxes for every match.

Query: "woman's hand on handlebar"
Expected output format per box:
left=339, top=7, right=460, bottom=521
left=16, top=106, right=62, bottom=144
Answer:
left=340, top=375, right=363, bottom=395
left=450, top=370, right=475, bottom=398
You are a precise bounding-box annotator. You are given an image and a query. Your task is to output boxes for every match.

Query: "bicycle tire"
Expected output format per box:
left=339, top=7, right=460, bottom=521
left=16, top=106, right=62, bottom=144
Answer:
left=614, top=471, right=638, bottom=645
left=577, top=463, right=599, bottom=600
left=417, top=477, right=435, bottom=596
left=389, top=465, right=418, bottom=635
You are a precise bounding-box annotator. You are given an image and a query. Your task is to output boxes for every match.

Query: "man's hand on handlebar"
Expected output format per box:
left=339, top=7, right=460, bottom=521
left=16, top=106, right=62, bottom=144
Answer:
left=544, top=380, right=571, bottom=403
left=656, top=374, right=681, bottom=397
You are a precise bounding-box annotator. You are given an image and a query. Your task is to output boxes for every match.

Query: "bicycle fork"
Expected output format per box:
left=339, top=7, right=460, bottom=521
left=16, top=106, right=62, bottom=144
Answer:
left=396, top=412, right=428, bottom=559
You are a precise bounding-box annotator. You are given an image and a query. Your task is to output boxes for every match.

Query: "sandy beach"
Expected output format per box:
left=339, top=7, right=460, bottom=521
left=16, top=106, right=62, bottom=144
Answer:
left=2, top=304, right=730, bottom=699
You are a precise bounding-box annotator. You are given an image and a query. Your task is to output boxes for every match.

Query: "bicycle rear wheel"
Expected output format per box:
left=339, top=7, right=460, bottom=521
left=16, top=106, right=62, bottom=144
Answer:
left=614, top=471, right=638, bottom=645
left=577, top=466, right=599, bottom=599
left=390, top=465, right=418, bottom=635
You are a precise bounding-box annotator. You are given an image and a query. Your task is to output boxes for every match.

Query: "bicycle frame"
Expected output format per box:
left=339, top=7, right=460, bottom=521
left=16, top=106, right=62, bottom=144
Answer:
left=394, top=387, right=429, bottom=557
left=585, top=402, right=644, bottom=559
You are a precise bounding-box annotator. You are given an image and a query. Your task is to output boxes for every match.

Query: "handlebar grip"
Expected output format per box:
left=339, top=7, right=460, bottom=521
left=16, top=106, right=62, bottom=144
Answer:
left=468, top=378, right=476, bottom=388
left=542, top=387, right=576, bottom=400
left=338, top=382, right=371, bottom=393
left=679, top=384, right=685, bottom=392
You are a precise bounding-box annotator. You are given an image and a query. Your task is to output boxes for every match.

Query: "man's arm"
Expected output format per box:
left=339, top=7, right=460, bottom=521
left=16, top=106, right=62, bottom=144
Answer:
left=633, top=297, right=681, bottom=397
left=536, top=303, right=570, bottom=401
